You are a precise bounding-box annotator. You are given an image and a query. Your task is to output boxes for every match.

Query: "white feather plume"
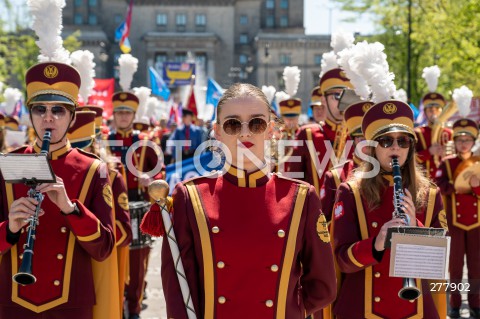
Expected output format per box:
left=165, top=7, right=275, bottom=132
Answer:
left=133, top=87, right=151, bottom=121
left=394, top=88, right=408, bottom=103
left=331, top=30, right=355, bottom=54
left=70, top=50, right=96, bottom=103
left=118, top=54, right=138, bottom=92
left=261, top=85, right=276, bottom=105
left=349, top=41, right=396, bottom=103
left=275, top=91, right=290, bottom=105
left=283, top=66, right=301, bottom=97
left=27, top=0, right=70, bottom=63
left=452, top=85, right=473, bottom=117
left=337, top=44, right=370, bottom=100
left=320, top=51, right=338, bottom=77
left=145, top=96, right=160, bottom=120
left=422, top=65, right=441, bottom=92
left=3, top=88, right=22, bottom=115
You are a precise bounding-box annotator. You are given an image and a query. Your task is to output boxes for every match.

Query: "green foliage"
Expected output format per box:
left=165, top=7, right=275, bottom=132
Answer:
left=334, top=0, right=480, bottom=103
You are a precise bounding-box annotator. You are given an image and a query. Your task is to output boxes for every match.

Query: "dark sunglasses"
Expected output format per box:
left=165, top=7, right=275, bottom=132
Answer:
left=31, top=105, right=68, bottom=119
left=375, top=136, right=413, bottom=149
left=326, top=92, right=342, bottom=101
left=222, top=117, right=268, bottom=136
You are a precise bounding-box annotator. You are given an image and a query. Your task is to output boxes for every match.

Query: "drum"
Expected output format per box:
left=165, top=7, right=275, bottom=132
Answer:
left=129, top=201, right=152, bottom=249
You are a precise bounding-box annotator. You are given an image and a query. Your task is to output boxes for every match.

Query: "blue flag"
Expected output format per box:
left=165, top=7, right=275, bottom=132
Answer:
left=270, top=98, right=280, bottom=116
left=149, top=67, right=171, bottom=101
left=115, top=21, right=125, bottom=42
left=206, top=78, right=223, bottom=121
left=165, top=152, right=222, bottom=194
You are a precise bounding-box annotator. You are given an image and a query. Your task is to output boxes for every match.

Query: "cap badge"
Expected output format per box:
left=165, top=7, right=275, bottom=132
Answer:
left=43, top=65, right=59, bottom=79
left=362, top=103, right=372, bottom=113
left=120, top=93, right=127, bottom=100
left=339, top=71, right=347, bottom=78
left=288, top=100, right=294, bottom=106
left=383, top=103, right=397, bottom=115
left=431, top=93, right=437, bottom=98
left=460, top=120, right=468, bottom=126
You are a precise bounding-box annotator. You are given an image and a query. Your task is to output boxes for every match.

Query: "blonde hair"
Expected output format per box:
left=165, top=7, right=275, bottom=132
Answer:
left=215, top=83, right=270, bottom=122
left=348, top=146, right=431, bottom=212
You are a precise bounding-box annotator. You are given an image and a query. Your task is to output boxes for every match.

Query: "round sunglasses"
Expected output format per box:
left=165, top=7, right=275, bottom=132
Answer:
left=31, top=105, right=69, bottom=119
left=375, top=136, right=413, bottom=149
left=222, top=117, right=268, bottom=136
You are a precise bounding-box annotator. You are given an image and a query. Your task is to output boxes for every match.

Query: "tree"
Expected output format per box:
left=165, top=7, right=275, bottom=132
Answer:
left=334, top=0, right=480, bottom=104
left=0, top=1, right=81, bottom=96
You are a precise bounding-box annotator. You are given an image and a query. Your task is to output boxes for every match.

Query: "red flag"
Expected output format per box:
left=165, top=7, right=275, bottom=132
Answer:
left=185, top=86, right=198, bottom=117
left=87, top=78, right=115, bottom=118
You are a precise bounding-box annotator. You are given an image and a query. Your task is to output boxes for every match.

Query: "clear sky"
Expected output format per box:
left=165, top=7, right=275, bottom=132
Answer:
left=304, top=0, right=377, bottom=36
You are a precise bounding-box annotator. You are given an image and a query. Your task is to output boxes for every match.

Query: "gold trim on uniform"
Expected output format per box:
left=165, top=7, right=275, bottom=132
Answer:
left=276, top=184, right=308, bottom=319
left=185, top=182, right=215, bottom=319
left=102, top=184, right=113, bottom=208
left=118, top=192, right=129, bottom=210
left=316, top=214, right=330, bottom=243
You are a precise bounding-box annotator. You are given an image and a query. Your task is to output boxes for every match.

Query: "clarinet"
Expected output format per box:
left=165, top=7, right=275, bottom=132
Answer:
left=12, top=129, right=51, bottom=286
left=391, top=156, right=421, bottom=300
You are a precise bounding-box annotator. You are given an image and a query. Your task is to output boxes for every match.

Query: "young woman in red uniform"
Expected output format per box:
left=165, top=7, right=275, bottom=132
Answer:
left=436, top=118, right=480, bottom=319
left=333, top=100, right=447, bottom=319
left=161, top=83, right=336, bottom=319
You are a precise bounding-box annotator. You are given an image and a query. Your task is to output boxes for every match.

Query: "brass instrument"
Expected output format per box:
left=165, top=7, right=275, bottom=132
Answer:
left=431, top=101, right=457, bottom=166
left=391, top=156, right=421, bottom=300
left=12, top=129, right=51, bottom=285
left=333, top=120, right=348, bottom=159
left=453, top=156, right=480, bottom=194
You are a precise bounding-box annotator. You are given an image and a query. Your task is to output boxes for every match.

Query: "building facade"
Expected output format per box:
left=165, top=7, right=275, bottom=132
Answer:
left=63, top=0, right=330, bottom=112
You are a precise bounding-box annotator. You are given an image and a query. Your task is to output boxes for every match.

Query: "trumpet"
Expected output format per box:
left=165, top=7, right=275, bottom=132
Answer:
left=12, top=129, right=51, bottom=286
left=391, top=156, right=421, bottom=301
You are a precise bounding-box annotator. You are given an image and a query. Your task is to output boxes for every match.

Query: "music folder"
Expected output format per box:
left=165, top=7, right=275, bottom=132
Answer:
left=0, top=153, right=56, bottom=184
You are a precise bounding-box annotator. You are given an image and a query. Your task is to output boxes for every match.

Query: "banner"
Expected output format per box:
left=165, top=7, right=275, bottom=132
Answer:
left=206, top=77, right=223, bottom=121
left=165, top=152, right=221, bottom=195
left=162, top=62, right=196, bottom=86
left=87, top=78, right=115, bottom=118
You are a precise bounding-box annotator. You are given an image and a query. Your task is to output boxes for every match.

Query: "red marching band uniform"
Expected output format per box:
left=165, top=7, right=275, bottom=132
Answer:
left=333, top=100, right=447, bottom=319
left=415, top=92, right=453, bottom=179
left=435, top=118, right=480, bottom=315
left=320, top=101, right=373, bottom=222
left=288, top=69, right=354, bottom=195
left=0, top=62, right=115, bottom=318
left=67, top=109, right=133, bottom=316
left=107, top=91, right=164, bottom=317
left=161, top=166, right=336, bottom=319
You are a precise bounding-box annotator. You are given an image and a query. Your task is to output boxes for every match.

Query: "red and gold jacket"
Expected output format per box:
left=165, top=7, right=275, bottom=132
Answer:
left=0, top=144, right=115, bottom=313
left=320, top=156, right=361, bottom=222
left=333, top=177, right=446, bottom=319
left=162, top=166, right=336, bottom=319
left=109, top=165, right=132, bottom=247
left=415, top=125, right=452, bottom=179
left=107, top=128, right=164, bottom=201
left=436, top=155, right=480, bottom=230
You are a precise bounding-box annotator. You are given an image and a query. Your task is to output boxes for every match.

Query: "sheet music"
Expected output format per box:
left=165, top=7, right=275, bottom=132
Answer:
left=0, top=154, right=56, bottom=183
left=390, top=233, right=450, bottom=280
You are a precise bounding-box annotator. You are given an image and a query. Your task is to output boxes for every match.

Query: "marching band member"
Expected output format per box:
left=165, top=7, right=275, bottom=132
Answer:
left=106, top=54, right=164, bottom=319
left=68, top=109, right=133, bottom=317
left=333, top=99, right=447, bottom=319
left=287, top=68, right=353, bottom=194
left=310, top=86, right=326, bottom=124
left=160, top=83, right=336, bottom=318
left=415, top=66, right=452, bottom=179
left=321, top=100, right=372, bottom=222
left=436, top=118, right=480, bottom=319
left=0, top=60, right=115, bottom=318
